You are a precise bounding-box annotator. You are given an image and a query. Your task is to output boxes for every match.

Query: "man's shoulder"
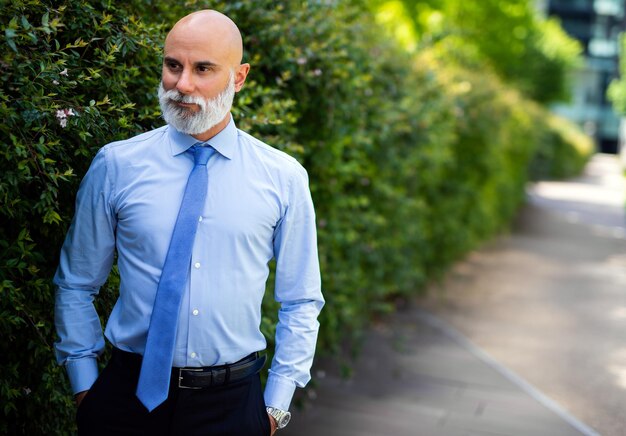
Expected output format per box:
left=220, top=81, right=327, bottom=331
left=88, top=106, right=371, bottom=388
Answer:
left=237, top=129, right=305, bottom=175
left=102, top=125, right=169, bottom=154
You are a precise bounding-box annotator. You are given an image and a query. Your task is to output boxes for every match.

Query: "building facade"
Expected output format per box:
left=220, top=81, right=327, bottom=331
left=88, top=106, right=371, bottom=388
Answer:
left=541, top=0, right=625, bottom=154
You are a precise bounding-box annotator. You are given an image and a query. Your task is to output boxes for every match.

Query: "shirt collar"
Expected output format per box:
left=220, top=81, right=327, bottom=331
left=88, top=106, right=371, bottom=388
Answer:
left=167, top=116, right=238, bottom=160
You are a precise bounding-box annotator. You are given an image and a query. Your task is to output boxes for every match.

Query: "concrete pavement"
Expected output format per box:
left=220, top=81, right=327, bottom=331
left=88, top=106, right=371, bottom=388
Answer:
left=283, top=307, right=596, bottom=435
left=283, top=154, right=624, bottom=436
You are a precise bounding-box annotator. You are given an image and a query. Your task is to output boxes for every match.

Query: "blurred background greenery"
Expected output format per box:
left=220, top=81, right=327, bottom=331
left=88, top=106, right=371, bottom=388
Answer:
left=0, top=0, right=605, bottom=433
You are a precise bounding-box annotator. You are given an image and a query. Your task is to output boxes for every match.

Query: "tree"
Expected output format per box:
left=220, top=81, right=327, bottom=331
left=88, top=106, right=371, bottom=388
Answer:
left=374, top=0, right=582, bottom=102
left=608, top=34, right=626, bottom=115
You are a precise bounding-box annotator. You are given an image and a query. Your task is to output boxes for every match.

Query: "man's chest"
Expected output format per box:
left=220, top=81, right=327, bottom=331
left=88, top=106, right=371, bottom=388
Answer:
left=112, top=166, right=284, bottom=258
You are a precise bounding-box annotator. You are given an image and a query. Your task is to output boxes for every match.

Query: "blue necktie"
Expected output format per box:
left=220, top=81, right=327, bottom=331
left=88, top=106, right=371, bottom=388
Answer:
left=136, top=145, right=215, bottom=411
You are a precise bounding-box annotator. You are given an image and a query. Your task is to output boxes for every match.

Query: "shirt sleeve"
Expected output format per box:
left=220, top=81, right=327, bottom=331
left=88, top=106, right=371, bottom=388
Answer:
left=264, top=165, right=324, bottom=411
left=53, top=148, right=117, bottom=394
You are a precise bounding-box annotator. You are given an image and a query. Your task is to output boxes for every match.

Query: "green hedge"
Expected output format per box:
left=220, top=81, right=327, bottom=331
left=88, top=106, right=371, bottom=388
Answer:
left=1, top=1, right=165, bottom=433
left=1, top=1, right=592, bottom=434
left=528, top=111, right=595, bottom=180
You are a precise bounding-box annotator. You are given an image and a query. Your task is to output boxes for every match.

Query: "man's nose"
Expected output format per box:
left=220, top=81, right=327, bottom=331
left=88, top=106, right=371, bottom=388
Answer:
left=176, top=69, right=194, bottom=94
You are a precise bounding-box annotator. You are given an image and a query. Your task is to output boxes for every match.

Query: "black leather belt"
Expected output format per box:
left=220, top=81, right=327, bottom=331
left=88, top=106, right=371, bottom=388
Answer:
left=176, top=353, right=267, bottom=389
left=111, top=348, right=266, bottom=389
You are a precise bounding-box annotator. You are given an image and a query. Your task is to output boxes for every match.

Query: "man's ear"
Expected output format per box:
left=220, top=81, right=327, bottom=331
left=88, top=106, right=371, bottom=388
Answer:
left=234, top=63, right=250, bottom=92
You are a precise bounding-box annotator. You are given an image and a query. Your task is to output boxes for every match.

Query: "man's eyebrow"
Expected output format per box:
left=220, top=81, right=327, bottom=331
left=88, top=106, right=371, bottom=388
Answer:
left=163, top=56, right=218, bottom=68
left=163, top=56, right=180, bottom=64
left=195, top=60, right=218, bottom=67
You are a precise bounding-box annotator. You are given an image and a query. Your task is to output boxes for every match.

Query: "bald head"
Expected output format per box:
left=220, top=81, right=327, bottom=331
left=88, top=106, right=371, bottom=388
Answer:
left=165, top=10, right=244, bottom=66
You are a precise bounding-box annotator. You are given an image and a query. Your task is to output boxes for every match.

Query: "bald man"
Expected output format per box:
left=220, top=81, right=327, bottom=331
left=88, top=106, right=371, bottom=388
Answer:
left=54, top=10, right=323, bottom=436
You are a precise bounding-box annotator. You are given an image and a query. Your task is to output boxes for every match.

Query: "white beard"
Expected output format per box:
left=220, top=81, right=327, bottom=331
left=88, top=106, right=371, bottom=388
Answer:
left=158, top=71, right=235, bottom=135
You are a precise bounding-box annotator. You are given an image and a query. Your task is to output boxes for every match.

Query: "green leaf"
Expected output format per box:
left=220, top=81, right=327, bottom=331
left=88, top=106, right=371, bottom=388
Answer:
left=8, top=16, right=18, bottom=29
left=21, top=15, right=31, bottom=30
left=6, top=37, right=17, bottom=53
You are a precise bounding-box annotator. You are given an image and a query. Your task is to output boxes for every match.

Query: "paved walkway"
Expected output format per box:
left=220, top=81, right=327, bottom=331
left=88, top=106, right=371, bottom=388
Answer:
left=282, top=155, right=625, bottom=436
left=283, top=307, right=597, bottom=436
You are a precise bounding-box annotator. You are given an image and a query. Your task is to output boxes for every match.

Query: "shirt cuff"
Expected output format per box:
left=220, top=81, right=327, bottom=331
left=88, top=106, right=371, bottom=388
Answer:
left=264, top=372, right=297, bottom=411
left=66, top=357, right=99, bottom=394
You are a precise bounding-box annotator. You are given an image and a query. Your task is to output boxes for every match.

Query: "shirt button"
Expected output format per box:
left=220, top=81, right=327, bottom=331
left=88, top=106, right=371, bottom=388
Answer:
left=198, top=216, right=203, bottom=222
left=192, top=309, right=199, bottom=316
left=194, top=262, right=201, bottom=269
left=190, top=352, right=197, bottom=358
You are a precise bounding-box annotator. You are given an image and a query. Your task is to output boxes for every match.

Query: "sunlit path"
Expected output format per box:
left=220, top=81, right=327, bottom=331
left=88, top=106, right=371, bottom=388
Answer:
left=529, top=154, right=625, bottom=235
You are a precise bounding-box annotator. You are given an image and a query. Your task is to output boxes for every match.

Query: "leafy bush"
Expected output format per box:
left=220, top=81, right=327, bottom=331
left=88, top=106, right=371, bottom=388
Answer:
left=1, top=0, right=592, bottom=434
left=1, top=1, right=164, bottom=434
left=397, top=50, right=542, bottom=273
left=529, top=111, right=595, bottom=180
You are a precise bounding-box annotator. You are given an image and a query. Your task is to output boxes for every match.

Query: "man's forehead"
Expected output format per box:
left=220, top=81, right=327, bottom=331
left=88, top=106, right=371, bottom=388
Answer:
left=164, top=32, right=226, bottom=61
left=164, top=11, right=243, bottom=64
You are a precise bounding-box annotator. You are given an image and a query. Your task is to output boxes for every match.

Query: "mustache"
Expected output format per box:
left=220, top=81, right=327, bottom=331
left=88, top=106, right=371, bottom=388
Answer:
left=161, top=89, right=207, bottom=110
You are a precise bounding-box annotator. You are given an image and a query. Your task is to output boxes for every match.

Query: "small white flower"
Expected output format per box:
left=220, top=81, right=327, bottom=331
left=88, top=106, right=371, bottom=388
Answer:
left=59, top=68, right=68, bottom=76
left=296, top=57, right=307, bottom=65
left=53, top=79, right=59, bottom=85
left=55, top=108, right=76, bottom=128
left=313, top=69, right=322, bottom=76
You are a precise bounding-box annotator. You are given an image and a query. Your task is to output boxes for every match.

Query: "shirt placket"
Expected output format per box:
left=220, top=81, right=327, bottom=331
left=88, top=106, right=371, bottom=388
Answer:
left=186, top=213, right=205, bottom=367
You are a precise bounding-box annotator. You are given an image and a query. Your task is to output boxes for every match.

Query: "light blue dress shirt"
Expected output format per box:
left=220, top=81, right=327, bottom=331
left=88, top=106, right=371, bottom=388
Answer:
left=53, top=117, right=324, bottom=411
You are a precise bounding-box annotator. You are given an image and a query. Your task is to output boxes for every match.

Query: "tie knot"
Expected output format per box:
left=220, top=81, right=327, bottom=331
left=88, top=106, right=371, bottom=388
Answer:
left=191, top=145, right=215, bottom=166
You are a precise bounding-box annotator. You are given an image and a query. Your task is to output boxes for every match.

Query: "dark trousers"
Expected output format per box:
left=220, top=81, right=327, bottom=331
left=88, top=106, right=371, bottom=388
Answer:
left=77, top=349, right=271, bottom=436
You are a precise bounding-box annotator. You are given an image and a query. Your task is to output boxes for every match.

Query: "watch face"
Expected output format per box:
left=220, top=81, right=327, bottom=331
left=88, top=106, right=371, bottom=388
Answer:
left=267, top=407, right=292, bottom=429
left=278, top=412, right=291, bottom=428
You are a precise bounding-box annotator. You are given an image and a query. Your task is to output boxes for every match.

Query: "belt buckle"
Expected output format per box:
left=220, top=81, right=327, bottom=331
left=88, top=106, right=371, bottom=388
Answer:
left=178, top=367, right=205, bottom=390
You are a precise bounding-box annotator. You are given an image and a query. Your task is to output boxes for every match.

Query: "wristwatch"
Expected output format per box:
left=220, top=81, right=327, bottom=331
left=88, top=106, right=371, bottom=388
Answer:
left=266, top=407, right=291, bottom=430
